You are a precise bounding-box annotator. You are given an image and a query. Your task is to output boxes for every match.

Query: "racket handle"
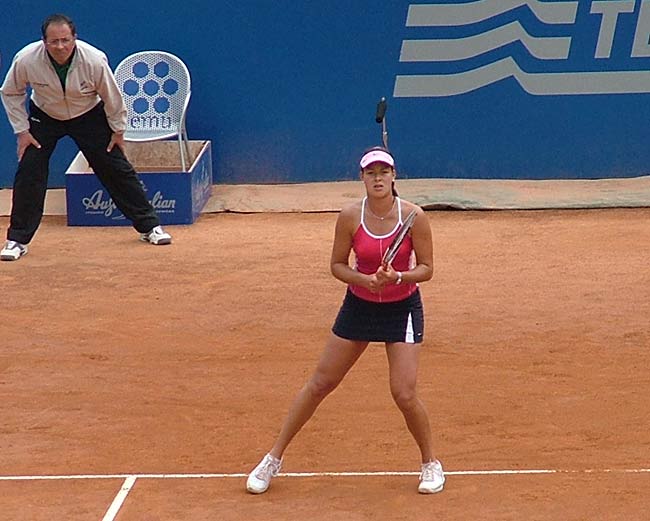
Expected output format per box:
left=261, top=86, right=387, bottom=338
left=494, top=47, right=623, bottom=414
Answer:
left=376, top=97, right=387, bottom=123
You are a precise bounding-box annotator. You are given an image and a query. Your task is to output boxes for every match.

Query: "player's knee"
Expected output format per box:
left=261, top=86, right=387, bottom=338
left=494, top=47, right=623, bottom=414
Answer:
left=306, top=375, right=339, bottom=401
left=391, top=384, right=417, bottom=411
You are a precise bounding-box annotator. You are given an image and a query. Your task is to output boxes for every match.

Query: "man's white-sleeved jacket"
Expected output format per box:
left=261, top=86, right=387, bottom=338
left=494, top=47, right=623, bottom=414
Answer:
left=0, top=40, right=127, bottom=134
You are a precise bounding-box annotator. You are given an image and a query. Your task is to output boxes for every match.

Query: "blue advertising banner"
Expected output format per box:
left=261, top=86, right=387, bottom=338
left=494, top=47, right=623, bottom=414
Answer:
left=2, top=1, right=650, bottom=188
left=65, top=141, right=212, bottom=225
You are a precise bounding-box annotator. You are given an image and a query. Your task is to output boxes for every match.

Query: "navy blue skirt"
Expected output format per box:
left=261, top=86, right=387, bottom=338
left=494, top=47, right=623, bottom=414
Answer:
left=332, top=288, right=424, bottom=344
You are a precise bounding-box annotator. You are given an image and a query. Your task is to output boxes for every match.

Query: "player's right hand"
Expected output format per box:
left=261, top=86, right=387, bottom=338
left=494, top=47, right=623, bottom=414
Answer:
left=366, top=273, right=387, bottom=294
left=17, top=131, right=41, bottom=161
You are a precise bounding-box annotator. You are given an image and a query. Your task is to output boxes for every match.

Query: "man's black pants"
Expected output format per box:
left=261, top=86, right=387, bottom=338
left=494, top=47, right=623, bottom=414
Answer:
left=7, top=101, right=160, bottom=244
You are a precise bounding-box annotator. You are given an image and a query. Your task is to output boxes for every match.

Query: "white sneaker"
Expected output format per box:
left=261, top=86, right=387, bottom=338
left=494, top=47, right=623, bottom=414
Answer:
left=246, top=453, right=282, bottom=494
left=140, top=225, right=172, bottom=245
left=418, top=459, right=445, bottom=494
left=1, top=240, right=28, bottom=261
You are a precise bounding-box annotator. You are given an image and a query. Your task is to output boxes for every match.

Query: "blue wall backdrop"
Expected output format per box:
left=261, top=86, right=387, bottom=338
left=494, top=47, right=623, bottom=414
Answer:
left=2, top=0, right=650, bottom=188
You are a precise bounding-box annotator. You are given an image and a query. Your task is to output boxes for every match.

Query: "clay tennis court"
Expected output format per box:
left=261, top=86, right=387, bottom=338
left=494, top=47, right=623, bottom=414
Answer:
left=1, top=204, right=649, bottom=520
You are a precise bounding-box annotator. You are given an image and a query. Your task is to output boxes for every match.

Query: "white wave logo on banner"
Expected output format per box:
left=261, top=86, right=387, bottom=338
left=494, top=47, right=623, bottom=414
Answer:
left=394, top=0, right=650, bottom=97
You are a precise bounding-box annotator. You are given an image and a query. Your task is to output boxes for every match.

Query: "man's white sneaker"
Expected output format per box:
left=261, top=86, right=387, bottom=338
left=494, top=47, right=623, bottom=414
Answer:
left=1, top=240, right=28, bottom=261
left=418, top=459, right=445, bottom=494
left=246, top=453, right=282, bottom=494
left=140, top=225, right=172, bottom=245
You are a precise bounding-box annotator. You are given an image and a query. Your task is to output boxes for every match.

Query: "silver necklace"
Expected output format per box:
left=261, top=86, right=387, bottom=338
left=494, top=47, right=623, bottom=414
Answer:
left=367, top=197, right=396, bottom=221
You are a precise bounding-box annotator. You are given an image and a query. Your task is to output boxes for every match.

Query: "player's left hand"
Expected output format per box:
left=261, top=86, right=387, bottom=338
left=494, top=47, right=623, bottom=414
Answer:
left=375, top=264, right=397, bottom=286
left=107, top=132, right=125, bottom=153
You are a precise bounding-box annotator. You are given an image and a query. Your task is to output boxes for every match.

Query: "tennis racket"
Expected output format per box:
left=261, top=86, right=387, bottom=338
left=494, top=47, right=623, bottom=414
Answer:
left=382, top=209, right=417, bottom=268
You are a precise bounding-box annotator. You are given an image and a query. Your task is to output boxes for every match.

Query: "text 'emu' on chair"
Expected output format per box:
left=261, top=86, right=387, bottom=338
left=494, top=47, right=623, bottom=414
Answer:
left=114, top=51, right=191, bottom=170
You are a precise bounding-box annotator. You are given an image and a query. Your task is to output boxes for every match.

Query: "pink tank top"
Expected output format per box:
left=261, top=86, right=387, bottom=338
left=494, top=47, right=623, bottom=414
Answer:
left=349, top=197, right=418, bottom=303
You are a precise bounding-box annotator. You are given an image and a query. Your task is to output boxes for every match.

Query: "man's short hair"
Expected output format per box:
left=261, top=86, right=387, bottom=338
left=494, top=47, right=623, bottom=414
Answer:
left=41, top=14, right=76, bottom=39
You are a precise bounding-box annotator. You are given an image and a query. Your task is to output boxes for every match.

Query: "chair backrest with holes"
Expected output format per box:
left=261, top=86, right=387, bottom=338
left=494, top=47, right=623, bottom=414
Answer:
left=114, top=51, right=191, bottom=142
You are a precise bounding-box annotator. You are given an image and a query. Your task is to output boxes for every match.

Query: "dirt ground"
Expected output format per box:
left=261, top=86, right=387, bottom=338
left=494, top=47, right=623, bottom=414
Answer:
left=1, top=209, right=649, bottom=521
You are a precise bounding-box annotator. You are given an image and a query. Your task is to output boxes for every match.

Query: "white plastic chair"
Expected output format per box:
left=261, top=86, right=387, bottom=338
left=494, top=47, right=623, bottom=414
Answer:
left=114, top=51, right=191, bottom=170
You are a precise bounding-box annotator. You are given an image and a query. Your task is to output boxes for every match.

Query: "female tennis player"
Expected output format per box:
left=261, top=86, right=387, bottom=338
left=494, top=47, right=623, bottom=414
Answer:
left=247, top=146, right=444, bottom=495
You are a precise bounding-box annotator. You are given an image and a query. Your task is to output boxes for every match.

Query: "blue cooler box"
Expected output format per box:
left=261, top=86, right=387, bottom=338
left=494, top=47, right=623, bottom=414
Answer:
left=65, top=140, right=212, bottom=226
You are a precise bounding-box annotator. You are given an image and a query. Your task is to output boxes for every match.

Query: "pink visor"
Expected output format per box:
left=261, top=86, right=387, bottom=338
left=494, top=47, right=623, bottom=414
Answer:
left=359, top=150, right=394, bottom=168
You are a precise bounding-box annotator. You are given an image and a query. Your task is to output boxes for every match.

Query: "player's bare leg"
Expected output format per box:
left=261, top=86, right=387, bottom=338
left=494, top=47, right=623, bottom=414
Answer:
left=247, top=335, right=367, bottom=494
left=386, top=341, right=445, bottom=493
left=386, top=342, right=433, bottom=460
left=270, top=335, right=368, bottom=458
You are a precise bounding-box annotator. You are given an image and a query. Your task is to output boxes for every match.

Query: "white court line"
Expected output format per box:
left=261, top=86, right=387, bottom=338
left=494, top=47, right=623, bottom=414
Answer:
left=102, top=476, right=137, bottom=521
left=1, top=468, right=650, bottom=481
